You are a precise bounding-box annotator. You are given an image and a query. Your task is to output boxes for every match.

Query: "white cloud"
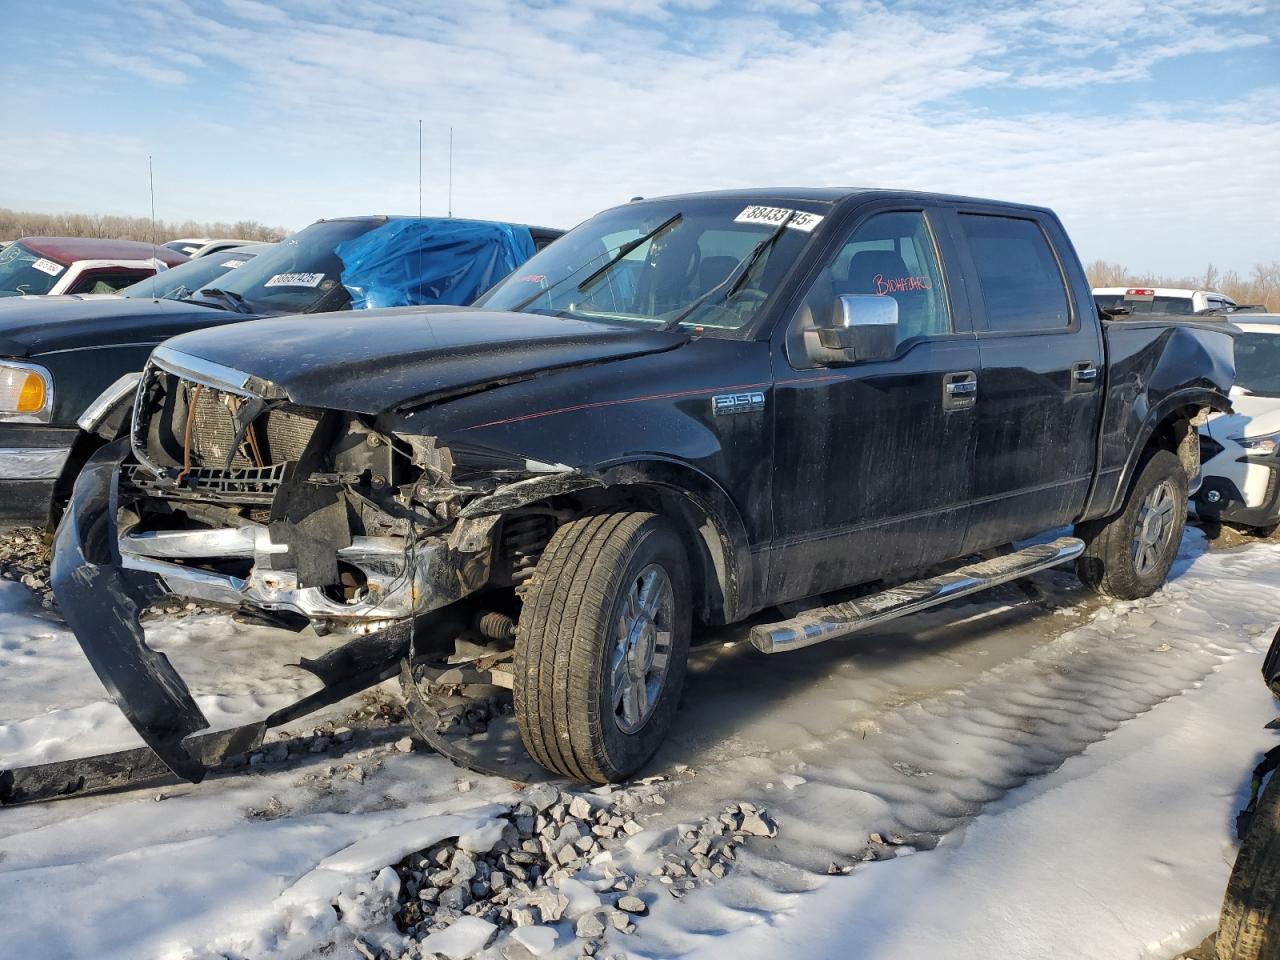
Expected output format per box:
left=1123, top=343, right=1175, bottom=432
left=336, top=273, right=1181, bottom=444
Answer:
left=84, top=49, right=189, bottom=86
left=8, top=0, right=1279, bottom=273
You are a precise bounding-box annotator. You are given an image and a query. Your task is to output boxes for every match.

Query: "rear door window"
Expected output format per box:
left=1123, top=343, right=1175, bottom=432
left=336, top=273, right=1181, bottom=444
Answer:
left=958, top=215, right=1070, bottom=331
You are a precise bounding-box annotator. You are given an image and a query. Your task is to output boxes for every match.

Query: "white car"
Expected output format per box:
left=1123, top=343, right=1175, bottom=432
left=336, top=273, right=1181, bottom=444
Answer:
left=162, top=237, right=256, bottom=259
left=1195, top=317, right=1280, bottom=532
left=1093, top=286, right=1237, bottom=316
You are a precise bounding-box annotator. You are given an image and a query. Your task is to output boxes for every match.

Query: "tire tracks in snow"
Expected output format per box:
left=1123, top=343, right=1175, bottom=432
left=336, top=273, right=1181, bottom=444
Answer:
left=630, top=538, right=1280, bottom=955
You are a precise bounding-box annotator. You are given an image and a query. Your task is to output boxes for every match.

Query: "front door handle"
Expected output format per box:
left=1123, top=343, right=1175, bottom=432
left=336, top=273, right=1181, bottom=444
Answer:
left=943, top=370, right=978, bottom=411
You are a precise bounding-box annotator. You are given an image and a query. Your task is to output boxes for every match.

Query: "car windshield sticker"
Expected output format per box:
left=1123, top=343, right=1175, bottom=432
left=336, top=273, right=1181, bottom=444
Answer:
left=264, top=272, right=325, bottom=288
left=733, top=206, right=825, bottom=232
left=31, top=258, right=65, bottom=277
left=219, top=258, right=247, bottom=268
left=873, top=274, right=931, bottom=295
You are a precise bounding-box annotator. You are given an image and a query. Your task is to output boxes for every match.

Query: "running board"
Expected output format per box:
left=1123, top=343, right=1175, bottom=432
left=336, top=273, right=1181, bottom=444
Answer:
left=750, top=536, right=1084, bottom=655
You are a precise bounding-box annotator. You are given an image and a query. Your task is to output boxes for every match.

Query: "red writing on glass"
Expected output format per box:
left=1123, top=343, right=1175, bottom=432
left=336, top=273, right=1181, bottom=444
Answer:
left=873, top=274, right=931, bottom=295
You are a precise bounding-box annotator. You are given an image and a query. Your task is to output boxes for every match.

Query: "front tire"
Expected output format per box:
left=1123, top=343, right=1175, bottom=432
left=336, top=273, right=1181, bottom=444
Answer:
left=514, top=512, right=691, bottom=783
left=1075, top=448, right=1188, bottom=599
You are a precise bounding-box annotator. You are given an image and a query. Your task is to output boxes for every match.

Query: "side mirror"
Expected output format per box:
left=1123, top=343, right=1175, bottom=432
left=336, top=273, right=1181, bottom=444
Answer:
left=813, top=294, right=899, bottom=363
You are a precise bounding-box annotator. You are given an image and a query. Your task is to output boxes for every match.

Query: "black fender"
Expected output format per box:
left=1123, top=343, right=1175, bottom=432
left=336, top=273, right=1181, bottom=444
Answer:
left=460, top=454, right=757, bottom=624
left=1086, top=385, right=1232, bottom=521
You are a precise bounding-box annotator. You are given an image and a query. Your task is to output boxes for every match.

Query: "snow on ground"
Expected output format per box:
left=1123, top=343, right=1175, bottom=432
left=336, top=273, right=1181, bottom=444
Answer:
left=679, top=597, right=1276, bottom=960
left=0, top=527, right=1277, bottom=959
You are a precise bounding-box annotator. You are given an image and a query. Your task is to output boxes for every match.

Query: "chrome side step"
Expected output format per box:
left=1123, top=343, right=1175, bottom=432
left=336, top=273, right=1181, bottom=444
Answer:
left=750, top=536, right=1085, bottom=655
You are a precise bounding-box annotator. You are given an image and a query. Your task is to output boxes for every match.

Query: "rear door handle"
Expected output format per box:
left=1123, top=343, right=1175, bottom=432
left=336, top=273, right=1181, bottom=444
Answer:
left=1072, top=361, right=1099, bottom=391
left=943, top=370, right=978, bottom=411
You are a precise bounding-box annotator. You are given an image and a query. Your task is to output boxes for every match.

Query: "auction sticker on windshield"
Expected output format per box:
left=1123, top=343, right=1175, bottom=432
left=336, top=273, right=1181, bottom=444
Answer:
left=264, top=272, right=325, bottom=288
left=31, top=258, right=64, bottom=276
left=220, top=259, right=247, bottom=268
left=734, top=206, right=825, bottom=232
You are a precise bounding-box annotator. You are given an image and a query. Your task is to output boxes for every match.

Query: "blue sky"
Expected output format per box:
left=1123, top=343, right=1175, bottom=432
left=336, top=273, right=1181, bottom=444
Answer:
left=1, top=0, right=1276, bottom=274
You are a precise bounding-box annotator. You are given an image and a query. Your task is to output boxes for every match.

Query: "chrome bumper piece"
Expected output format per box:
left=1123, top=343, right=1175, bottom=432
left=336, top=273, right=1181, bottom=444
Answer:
left=0, top=446, right=70, bottom=480
left=119, top=524, right=451, bottom=622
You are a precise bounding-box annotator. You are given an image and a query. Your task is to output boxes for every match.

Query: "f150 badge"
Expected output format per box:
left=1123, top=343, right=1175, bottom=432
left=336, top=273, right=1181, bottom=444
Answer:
left=712, top=391, right=766, bottom=415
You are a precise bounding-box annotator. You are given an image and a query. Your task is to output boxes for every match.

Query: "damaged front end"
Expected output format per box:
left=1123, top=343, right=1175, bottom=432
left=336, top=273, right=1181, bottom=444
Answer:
left=45, top=345, right=593, bottom=791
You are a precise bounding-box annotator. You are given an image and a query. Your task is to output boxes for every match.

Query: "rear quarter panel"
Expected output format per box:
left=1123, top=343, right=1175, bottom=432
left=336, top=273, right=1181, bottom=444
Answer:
left=1083, top=318, right=1235, bottom=520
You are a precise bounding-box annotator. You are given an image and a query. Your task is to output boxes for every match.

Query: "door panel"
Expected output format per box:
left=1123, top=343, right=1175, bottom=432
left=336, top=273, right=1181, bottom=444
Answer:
left=945, top=210, right=1105, bottom=552
left=769, top=339, right=980, bottom=602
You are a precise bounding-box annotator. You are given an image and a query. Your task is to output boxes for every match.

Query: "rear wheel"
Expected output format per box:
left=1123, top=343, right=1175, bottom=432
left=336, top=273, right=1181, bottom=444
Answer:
left=1216, top=773, right=1280, bottom=960
left=514, top=512, right=691, bottom=783
left=1075, top=448, right=1188, bottom=599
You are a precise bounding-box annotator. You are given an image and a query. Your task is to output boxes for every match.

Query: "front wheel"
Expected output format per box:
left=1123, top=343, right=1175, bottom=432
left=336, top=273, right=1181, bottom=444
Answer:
left=1075, top=448, right=1188, bottom=600
left=514, top=512, right=691, bottom=783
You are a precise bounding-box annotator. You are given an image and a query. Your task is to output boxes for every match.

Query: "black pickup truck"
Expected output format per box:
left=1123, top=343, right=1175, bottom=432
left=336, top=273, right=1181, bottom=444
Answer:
left=48, top=188, right=1234, bottom=790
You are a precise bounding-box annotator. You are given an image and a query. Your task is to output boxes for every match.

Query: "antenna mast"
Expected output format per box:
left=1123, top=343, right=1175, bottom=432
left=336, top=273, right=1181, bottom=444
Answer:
left=417, top=120, right=423, bottom=217
left=447, top=127, right=453, bottom=218
left=148, top=155, right=158, bottom=299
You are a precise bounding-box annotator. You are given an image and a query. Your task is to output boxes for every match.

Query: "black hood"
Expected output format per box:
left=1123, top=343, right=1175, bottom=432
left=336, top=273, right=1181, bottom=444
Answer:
left=0, top=295, right=244, bottom=357
left=158, top=307, right=687, bottom=414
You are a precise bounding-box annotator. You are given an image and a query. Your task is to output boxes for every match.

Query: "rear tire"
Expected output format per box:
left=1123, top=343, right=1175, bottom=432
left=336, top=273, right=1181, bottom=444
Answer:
left=514, top=512, right=691, bottom=783
left=1216, top=773, right=1280, bottom=960
left=1075, top=448, right=1187, bottom=600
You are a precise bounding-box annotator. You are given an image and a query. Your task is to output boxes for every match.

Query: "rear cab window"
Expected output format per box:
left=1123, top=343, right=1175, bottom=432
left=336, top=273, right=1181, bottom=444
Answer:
left=958, top=214, right=1070, bottom=332
left=67, top=270, right=151, bottom=295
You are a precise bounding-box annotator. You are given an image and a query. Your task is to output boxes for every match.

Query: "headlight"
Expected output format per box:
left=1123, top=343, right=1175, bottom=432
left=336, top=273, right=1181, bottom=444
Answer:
left=1232, top=433, right=1280, bottom=457
left=0, top=361, right=53, bottom=423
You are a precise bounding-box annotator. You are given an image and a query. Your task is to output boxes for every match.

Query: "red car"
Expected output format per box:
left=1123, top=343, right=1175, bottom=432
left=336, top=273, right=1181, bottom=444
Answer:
left=0, top=237, right=187, bottom=298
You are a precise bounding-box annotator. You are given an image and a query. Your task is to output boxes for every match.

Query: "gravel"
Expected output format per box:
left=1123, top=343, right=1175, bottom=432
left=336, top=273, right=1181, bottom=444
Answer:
left=388, top=785, right=779, bottom=958
left=0, top=527, right=55, bottom=609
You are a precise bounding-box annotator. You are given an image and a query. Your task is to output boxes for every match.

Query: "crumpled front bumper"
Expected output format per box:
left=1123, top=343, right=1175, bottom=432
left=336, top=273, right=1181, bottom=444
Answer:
left=49, top=440, right=449, bottom=785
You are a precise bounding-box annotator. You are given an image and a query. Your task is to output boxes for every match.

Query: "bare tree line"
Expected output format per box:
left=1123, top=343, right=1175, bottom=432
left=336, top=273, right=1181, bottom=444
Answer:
left=0, top=208, right=288, bottom=245
left=1086, top=260, right=1280, bottom=312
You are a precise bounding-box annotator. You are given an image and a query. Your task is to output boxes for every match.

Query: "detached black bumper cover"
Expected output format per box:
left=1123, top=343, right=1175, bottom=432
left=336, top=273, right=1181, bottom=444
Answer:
left=50, top=440, right=212, bottom=781
left=39, top=439, right=450, bottom=796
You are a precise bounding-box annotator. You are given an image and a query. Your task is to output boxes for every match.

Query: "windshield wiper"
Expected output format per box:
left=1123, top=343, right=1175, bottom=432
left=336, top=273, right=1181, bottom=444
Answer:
left=660, top=211, right=794, bottom=331
left=576, top=213, right=683, bottom=294
left=198, top=287, right=253, bottom=314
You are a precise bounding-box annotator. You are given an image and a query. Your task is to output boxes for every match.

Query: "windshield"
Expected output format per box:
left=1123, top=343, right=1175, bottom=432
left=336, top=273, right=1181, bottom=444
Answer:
left=1094, top=293, right=1194, bottom=316
left=118, top=249, right=260, bottom=301
left=475, top=198, right=829, bottom=335
left=1234, top=332, right=1280, bottom=396
left=0, top=242, right=67, bottom=297
left=187, top=219, right=382, bottom=315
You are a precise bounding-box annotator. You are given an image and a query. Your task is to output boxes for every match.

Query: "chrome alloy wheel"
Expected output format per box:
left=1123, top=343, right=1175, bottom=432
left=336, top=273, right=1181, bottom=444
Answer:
left=608, top=563, right=674, bottom=734
left=1132, top=478, right=1178, bottom=577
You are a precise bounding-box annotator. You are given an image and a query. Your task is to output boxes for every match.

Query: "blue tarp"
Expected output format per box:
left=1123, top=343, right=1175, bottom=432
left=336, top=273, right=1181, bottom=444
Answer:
left=336, top=218, right=537, bottom=311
